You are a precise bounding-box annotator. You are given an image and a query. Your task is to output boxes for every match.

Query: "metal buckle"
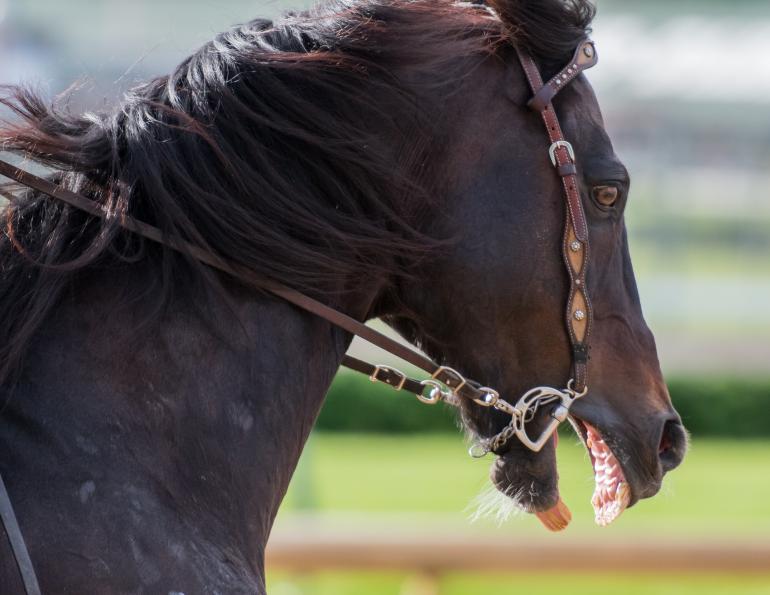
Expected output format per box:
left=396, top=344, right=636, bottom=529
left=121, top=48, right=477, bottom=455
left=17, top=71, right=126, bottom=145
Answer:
left=369, top=365, right=407, bottom=391
left=431, top=366, right=467, bottom=394
left=548, top=140, right=575, bottom=166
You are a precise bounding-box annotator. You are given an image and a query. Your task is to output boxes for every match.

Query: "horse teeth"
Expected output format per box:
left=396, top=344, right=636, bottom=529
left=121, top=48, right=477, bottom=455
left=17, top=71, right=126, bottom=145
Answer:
left=587, top=426, right=631, bottom=527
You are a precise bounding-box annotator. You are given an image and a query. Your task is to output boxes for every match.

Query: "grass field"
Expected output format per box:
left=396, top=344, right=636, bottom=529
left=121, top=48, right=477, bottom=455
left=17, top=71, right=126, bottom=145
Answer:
left=268, top=572, right=770, bottom=595
left=268, top=434, right=770, bottom=594
left=278, top=434, right=770, bottom=537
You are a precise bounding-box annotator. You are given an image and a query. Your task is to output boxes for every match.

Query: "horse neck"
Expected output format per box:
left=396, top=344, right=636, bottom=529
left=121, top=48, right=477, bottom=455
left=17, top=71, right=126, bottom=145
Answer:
left=3, top=269, right=364, bottom=588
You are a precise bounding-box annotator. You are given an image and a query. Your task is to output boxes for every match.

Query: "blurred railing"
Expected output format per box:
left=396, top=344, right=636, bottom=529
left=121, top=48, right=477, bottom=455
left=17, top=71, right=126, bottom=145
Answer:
left=267, top=525, right=770, bottom=595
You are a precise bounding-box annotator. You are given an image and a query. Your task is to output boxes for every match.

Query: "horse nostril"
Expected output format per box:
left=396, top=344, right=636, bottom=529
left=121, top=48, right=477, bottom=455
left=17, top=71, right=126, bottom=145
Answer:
left=658, top=418, right=687, bottom=472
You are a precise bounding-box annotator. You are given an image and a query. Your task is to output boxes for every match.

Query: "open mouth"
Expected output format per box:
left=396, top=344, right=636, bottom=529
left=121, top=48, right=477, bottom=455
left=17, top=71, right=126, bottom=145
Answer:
left=578, top=418, right=632, bottom=526
left=533, top=416, right=631, bottom=531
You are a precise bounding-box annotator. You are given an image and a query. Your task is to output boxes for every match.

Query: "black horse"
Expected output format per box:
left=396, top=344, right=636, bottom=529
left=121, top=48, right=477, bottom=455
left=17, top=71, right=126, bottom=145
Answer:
left=0, top=0, right=687, bottom=592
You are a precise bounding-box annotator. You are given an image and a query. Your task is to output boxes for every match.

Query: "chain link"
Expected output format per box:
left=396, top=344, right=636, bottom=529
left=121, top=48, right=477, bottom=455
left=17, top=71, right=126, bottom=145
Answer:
left=487, top=393, right=557, bottom=453
left=471, top=383, right=587, bottom=457
left=366, top=361, right=586, bottom=456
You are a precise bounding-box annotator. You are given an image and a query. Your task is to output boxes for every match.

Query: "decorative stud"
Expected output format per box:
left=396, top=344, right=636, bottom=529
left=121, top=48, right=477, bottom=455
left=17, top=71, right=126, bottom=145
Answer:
left=574, top=309, right=586, bottom=321
left=575, top=279, right=582, bottom=286
left=570, top=240, right=582, bottom=252
left=583, top=44, right=594, bottom=58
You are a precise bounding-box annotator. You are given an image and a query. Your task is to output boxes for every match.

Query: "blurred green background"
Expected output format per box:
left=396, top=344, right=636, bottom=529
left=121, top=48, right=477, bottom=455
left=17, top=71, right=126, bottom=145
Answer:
left=2, top=0, right=769, bottom=593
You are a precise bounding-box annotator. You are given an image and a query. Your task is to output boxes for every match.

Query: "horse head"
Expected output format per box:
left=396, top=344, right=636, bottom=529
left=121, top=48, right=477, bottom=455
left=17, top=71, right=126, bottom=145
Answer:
left=382, top=0, right=688, bottom=528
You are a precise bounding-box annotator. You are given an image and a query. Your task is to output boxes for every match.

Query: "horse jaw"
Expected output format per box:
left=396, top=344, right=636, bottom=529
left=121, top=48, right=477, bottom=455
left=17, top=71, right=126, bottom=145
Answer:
left=487, top=432, right=565, bottom=528
left=486, top=425, right=632, bottom=530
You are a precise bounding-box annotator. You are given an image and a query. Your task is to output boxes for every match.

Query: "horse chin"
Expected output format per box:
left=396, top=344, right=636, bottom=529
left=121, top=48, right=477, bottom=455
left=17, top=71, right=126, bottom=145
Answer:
left=486, top=417, right=634, bottom=531
left=488, top=434, right=564, bottom=527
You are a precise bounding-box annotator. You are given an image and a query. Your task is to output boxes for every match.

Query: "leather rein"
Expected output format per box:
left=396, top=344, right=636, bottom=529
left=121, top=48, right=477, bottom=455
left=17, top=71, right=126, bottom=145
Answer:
left=0, top=40, right=597, bottom=594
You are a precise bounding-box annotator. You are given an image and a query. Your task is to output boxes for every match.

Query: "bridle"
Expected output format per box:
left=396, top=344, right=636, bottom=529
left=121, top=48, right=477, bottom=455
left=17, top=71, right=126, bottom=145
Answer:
left=0, top=39, right=597, bottom=594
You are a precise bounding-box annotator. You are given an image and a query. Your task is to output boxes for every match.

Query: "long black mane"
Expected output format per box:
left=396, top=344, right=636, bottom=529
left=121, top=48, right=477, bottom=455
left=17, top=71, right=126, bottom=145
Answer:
left=0, top=0, right=593, bottom=385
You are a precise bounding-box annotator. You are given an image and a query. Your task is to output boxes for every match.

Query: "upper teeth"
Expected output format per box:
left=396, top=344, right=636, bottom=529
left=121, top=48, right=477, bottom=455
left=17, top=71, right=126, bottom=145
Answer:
left=584, top=423, right=631, bottom=527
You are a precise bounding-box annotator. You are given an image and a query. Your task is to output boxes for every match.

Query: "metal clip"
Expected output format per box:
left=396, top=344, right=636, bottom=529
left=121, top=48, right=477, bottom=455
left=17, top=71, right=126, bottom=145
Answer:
left=472, top=387, right=499, bottom=408
left=418, top=379, right=450, bottom=405
left=468, top=442, right=490, bottom=458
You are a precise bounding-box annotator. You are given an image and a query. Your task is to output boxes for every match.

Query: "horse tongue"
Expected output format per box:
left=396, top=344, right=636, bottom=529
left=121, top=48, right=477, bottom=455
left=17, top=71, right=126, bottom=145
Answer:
left=535, top=432, right=570, bottom=531
left=535, top=497, right=572, bottom=532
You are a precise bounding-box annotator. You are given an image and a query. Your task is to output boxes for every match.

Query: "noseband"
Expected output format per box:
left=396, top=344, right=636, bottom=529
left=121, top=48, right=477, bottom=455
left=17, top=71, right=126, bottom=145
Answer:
left=0, top=39, right=597, bottom=594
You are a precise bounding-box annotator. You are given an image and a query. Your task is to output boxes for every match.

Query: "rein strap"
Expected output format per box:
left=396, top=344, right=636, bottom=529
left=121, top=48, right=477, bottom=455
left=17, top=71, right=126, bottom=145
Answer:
left=0, top=159, right=488, bottom=405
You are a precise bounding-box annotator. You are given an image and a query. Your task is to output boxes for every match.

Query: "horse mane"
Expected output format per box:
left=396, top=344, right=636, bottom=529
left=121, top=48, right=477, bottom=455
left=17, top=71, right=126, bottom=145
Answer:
left=0, top=0, right=594, bottom=385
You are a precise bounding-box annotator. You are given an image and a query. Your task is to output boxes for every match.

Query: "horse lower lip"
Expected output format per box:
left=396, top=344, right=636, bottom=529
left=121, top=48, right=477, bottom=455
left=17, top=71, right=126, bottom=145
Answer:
left=533, top=432, right=571, bottom=531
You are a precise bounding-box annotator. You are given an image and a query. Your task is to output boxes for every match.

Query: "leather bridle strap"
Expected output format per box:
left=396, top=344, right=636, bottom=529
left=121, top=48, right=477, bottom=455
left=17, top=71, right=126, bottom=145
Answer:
left=0, top=474, right=41, bottom=595
left=0, top=159, right=487, bottom=405
left=515, top=39, right=598, bottom=392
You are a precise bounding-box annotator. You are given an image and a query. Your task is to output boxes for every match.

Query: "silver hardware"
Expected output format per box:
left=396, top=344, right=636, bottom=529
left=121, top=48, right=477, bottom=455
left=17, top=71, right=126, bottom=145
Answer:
left=418, top=379, right=449, bottom=405
left=551, top=404, right=570, bottom=423
left=369, top=365, right=407, bottom=391
left=566, top=378, right=589, bottom=399
left=510, top=385, right=579, bottom=451
left=548, top=140, right=575, bottom=166
left=473, top=387, right=499, bottom=408
left=574, top=309, right=586, bottom=321
left=492, top=398, right=516, bottom=416
left=583, top=43, right=594, bottom=58
left=475, top=380, right=590, bottom=456
left=570, top=240, right=582, bottom=252
left=468, top=442, right=490, bottom=458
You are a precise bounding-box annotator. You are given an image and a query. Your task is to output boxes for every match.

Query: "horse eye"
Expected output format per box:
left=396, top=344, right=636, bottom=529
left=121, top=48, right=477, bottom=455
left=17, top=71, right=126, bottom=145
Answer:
left=592, top=185, right=619, bottom=207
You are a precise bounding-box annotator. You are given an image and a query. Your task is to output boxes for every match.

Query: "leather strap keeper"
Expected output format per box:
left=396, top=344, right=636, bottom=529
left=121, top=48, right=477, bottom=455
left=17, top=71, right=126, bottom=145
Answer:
left=527, top=40, right=598, bottom=113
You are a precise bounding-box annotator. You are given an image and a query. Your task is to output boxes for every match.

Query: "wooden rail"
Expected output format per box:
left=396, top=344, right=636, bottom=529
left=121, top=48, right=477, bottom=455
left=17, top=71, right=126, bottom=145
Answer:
left=267, top=528, right=770, bottom=574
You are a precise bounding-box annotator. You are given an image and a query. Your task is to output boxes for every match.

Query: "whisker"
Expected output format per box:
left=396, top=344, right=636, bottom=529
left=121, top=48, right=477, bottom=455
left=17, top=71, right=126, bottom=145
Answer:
left=466, top=483, right=524, bottom=526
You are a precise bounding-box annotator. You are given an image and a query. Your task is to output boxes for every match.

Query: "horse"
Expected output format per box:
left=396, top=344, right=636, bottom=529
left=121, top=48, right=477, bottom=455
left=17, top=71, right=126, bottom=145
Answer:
left=0, top=0, right=687, bottom=592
